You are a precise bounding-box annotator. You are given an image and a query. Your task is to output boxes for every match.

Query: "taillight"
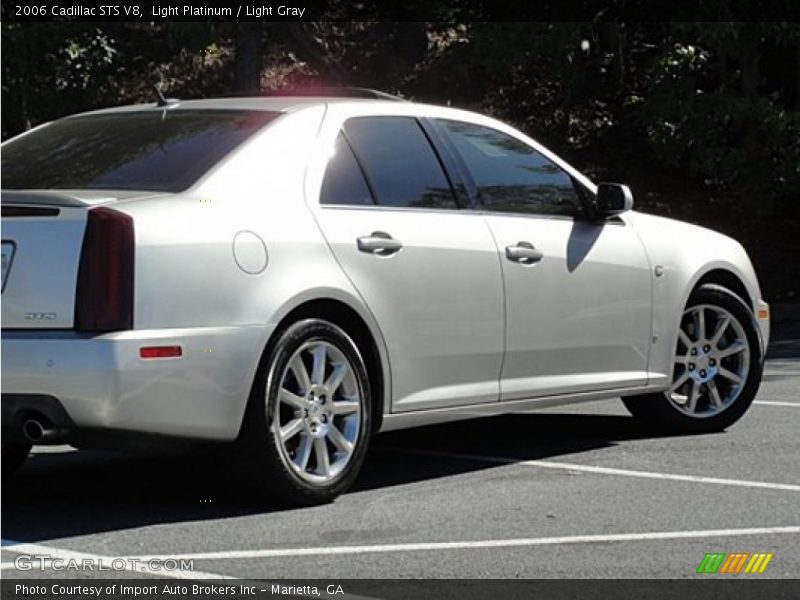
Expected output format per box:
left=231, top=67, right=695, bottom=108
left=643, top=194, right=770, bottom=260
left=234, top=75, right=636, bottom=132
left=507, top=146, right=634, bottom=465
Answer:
left=74, top=207, right=134, bottom=332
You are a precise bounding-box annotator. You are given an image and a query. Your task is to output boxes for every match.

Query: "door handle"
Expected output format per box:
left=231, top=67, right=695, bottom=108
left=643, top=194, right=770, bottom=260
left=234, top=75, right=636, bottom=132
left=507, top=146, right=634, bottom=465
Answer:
left=357, top=231, right=403, bottom=256
left=505, top=241, right=543, bottom=265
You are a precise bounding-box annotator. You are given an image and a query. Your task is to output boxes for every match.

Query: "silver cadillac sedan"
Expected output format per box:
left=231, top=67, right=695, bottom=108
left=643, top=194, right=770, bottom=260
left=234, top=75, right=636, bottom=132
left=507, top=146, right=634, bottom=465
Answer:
left=0, top=91, right=770, bottom=505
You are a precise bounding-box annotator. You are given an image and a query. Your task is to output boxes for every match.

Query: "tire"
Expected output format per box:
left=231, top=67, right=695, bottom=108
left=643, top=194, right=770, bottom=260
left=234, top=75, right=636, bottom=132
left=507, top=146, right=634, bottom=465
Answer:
left=2, top=442, right=32, bottom=477
left=236, top=318, right=372, bottom=506
left=622, top=284, right=763, bottom=433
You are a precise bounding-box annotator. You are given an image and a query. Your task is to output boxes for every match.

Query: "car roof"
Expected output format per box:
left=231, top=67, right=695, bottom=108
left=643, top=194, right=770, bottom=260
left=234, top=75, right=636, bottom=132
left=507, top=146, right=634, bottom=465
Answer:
left=70, top=96, right=401, bottom=117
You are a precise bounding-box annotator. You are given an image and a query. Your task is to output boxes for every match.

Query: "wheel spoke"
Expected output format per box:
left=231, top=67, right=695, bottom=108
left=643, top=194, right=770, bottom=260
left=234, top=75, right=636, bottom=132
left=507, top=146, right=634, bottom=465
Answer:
left=331, top=399, right=360, bottom=416
left=717, top=341, right=746, bottom=358
left=678, top=328, right=692, bottom=349
left=687, top=381, right=701, bottom=413
left=280, top=418, right=304, bottom=442
left=324, top=362, right=348, bottom=395
left=670, top=371, right=690, bottom=393
left=294, top=434, right=312, bottom=471
left=279, top=388, right=306, bottom=410
left=310, top=344, right=327, bottom=385
left=314, top=437, right=330, bottom=477
left=707, top=379, right=723, bottom=409
left=718, top=367, right=744, bottom=386
left=710, top=315, right=731, bottom=347
left=693, top=308, right=706, bottom=341
left=327, top=425, right=353, bottom=454
left=289, top=355, right=312, bottom=395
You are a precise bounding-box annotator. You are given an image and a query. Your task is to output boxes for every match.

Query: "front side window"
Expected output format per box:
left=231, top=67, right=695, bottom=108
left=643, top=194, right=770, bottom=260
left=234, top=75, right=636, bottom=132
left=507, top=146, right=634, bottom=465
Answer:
left=343, top=117, right=458, bottom=209
left=436, top=120, right=582, bottom=217
left=1, top=110, right=280, bottom=193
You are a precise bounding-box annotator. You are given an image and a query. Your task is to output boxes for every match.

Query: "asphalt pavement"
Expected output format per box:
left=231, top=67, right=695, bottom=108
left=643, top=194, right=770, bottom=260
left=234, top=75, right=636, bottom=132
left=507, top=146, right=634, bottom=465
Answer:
left=2, top=334, right=798, bottom=582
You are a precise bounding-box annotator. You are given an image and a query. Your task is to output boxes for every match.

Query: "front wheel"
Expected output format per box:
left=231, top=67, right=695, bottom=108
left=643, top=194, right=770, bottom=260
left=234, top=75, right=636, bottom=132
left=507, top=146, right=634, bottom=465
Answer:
left=236, top=318, right=372, bottom=506
left=623, top=285, right=763, bottom=433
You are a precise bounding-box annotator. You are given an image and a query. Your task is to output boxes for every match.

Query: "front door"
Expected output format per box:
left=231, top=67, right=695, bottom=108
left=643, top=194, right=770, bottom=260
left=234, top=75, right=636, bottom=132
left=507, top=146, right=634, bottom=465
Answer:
left=434, top=118, right=652, bottom=400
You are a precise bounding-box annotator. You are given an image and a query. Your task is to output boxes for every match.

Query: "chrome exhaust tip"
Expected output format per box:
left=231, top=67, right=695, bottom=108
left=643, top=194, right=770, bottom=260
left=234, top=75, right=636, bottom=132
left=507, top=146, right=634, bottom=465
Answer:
left=22, top=419, right=45, bottom=443
left=22, top=418, right=66, bottom=443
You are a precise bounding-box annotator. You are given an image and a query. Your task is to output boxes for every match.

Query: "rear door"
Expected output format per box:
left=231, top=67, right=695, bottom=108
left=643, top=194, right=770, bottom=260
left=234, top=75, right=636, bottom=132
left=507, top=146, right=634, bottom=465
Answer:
left=308, top=110, right=504, bottom=412
left=434, top=119, right=652, bottom=400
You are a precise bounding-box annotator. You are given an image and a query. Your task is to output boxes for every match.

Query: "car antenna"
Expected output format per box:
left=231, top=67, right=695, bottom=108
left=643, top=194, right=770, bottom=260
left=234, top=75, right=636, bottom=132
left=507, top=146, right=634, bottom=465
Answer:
left=150, top=82, right=179, bottom=107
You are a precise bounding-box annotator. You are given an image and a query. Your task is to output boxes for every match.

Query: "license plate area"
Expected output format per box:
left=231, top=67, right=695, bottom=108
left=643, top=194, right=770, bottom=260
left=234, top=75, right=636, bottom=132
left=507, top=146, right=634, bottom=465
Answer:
left=1, top=241, right=16, bottom=292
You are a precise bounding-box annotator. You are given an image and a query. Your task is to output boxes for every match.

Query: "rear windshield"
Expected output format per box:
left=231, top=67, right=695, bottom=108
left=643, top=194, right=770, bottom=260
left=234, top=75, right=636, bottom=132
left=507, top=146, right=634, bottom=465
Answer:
left=1, top=110, right=280, bottom=193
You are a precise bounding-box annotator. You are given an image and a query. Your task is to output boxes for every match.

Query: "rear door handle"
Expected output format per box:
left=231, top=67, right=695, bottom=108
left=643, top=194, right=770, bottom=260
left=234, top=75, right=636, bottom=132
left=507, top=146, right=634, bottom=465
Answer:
left=505, top=241, right=543, bottom=265
left=357, top=231, right=403, bottom=256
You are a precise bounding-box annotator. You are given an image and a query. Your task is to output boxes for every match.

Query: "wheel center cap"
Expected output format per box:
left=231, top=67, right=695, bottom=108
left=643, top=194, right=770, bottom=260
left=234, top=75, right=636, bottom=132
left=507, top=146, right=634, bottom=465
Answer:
left=687, top=347, right=716, bottom=383
left=305, top=385, right=331, bottom=437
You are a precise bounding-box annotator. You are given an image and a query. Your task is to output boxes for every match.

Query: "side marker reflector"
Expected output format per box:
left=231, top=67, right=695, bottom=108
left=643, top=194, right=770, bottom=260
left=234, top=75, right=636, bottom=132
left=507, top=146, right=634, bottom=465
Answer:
left=140, top=346, right=183, bottom=359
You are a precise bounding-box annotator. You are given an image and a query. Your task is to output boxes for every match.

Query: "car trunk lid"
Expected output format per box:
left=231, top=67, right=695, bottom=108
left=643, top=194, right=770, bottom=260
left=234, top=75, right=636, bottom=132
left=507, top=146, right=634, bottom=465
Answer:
left=1, top=190, right=139, bottom=330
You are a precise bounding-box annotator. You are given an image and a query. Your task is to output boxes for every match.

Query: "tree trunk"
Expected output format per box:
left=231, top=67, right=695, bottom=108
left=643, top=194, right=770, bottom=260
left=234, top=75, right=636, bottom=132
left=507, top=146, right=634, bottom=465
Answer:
left=738, top=24, right=759, bottom=103
left=598, top=22, right=625, bottom=90
left=234, top=23, right=262, bottom=93
left=796, top=40, right=800, bottom=109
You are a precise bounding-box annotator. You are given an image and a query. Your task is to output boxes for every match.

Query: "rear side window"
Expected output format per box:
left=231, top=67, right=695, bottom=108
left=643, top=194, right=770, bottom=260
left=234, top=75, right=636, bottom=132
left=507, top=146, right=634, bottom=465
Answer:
left=436, top=119, right=582, bottom=217
left=1, top=110, right=280, bottom=193
left=320, top=133, right=374, bottom=206
left=344, top=117, right=458, bottom=209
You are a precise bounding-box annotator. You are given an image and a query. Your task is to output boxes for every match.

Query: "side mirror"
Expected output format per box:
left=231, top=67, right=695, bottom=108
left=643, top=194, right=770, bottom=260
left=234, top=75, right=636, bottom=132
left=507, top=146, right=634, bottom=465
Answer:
left=595, top=183, right=634, bottom=217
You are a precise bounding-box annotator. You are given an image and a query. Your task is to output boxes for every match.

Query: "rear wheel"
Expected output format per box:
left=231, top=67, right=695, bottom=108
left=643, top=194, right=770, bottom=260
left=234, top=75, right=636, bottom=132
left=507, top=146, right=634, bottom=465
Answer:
left=2, top=442, right=32, bottom=477
left=237, top=319, right=372, bottom=506
left=623, top=285, right=763, bottom=433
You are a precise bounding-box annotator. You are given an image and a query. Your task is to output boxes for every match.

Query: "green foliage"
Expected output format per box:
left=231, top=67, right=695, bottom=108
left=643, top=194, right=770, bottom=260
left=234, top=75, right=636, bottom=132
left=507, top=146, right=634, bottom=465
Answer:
left=638, top=24, right=800, bottom=213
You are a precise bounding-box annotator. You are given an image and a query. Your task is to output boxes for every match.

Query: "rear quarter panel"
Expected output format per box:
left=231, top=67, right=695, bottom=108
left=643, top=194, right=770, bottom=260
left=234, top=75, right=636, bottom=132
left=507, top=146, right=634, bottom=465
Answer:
left=115, top=105, right=391, bottom=428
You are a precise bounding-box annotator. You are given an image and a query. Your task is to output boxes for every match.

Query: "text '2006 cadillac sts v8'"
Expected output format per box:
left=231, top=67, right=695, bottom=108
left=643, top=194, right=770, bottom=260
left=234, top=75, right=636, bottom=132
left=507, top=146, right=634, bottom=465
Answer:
left=0, top=90, right=769, bottom=505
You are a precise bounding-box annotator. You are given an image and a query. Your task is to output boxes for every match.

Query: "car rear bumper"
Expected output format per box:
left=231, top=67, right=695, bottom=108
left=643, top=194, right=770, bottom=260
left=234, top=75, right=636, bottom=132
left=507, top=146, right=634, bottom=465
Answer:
left=1, top=326, right=268, bottom=442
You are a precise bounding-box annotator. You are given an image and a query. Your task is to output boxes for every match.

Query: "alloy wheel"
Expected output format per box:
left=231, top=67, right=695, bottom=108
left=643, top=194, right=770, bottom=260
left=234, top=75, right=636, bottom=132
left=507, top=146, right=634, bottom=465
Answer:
left=272, top=340, right=362, bottom=484
left=666, top=304, right=751, bottom=418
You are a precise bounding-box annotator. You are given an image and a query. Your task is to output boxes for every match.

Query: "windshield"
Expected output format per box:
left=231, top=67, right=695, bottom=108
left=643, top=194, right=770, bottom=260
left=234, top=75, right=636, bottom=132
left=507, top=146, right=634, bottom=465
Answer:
left=1, top=109, right=280, bottom=193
